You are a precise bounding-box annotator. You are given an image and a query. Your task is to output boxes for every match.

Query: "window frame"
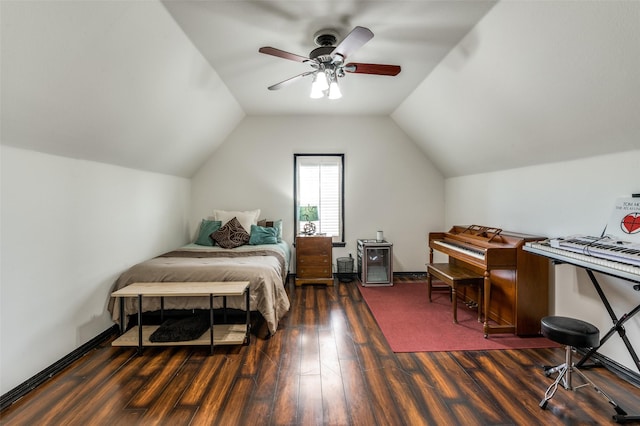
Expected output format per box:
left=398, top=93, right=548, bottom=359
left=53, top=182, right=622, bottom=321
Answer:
left=293, top=153, right=345, bottom=246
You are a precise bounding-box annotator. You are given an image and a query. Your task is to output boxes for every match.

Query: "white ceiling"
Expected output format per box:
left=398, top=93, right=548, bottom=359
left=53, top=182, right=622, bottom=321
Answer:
left=162, top=0, right=497, bottom=116
left=2, top=1, right=639, bottom=178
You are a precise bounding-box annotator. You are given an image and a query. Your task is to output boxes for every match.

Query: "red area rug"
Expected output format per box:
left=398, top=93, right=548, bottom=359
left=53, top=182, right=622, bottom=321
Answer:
left=359, top=281, right=558, bottom=352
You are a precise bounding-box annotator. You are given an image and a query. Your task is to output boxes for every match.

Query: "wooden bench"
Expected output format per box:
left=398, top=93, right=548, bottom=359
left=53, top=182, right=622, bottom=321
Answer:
left=427, top=263, right=484, bottom=323
left=111, top=281, right=250, bottom=355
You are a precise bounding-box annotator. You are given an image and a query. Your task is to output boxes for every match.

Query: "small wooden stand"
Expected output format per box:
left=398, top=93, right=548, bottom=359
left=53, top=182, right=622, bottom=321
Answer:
left=111, top=281, right=250, bottom=355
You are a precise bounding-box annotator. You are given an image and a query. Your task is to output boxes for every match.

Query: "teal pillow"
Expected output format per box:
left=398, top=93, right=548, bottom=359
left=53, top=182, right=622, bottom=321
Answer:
left=273, top=219, right=283, bottom=242
left=249, top=224, right=278, bottom=245
left=257, top=219, right=283, bottom=242
left=195, top=219, right=222, bottom=246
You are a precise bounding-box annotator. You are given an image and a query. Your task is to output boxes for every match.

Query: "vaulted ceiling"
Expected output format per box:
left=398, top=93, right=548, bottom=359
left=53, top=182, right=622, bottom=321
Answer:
left=2, top=1, right=639, bottom=178
left=161, top=0, right=496, bottom=116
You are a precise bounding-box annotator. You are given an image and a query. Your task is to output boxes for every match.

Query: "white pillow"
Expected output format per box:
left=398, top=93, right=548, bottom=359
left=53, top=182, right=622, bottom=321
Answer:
left=214, top=209, right=260, bottom=233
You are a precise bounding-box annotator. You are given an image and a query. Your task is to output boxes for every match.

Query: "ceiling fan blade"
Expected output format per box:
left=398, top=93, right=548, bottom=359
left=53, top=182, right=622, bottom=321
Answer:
left=259, top=46, right=309, bottom=63
left=344, top=63, right=401, bottom=76
left=331, top=26, right=374, bottom=60
left=268, top=71, right=315, bottom=90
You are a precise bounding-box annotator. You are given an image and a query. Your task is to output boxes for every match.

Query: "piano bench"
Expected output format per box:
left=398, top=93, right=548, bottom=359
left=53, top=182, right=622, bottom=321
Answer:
left=427, top=263, right=484, bottom=324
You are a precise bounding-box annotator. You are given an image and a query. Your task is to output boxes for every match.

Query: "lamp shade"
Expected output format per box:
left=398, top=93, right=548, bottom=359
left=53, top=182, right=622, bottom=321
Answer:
left=328, top=80, right=342, bottom=99
left=299, top=205, right=319, bottom=222
left=314, top=71, right=329, bottom=91
left=309, top=84, right=324, bottom=99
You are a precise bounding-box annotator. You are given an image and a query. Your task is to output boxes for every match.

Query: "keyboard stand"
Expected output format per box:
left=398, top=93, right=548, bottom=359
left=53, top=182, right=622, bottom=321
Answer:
left=575, top=270, right=640, bottom=372
left=524, top=240, right=640, bottom=422
left=556, top=265, right=640, bottom=423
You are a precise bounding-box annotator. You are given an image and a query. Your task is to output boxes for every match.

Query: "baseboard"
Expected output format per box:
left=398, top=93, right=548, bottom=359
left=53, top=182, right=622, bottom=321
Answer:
left=0, top=325, right=119, bottom=411
left=577, top=349, right=640, bottom=388
left=288, top=272, right=429, bottom=285
left=325, top=271, right=428, bottom=279
left=393, top=271, right=428, bottom=279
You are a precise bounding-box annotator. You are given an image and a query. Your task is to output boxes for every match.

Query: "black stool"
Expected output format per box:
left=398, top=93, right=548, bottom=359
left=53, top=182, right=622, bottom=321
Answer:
left=539, top=316, right=628, bottom=419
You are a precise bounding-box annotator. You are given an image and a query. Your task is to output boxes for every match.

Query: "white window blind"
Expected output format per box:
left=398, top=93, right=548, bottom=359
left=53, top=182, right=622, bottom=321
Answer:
left=295, top=155, right=343, bottom=240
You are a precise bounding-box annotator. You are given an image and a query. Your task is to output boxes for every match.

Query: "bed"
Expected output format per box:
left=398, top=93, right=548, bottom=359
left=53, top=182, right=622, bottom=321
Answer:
left=108, top=214, right=291, bottom=337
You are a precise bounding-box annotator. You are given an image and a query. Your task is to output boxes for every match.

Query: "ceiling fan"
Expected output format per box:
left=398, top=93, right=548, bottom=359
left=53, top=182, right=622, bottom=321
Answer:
left=258, top=26, right=401, bottom=99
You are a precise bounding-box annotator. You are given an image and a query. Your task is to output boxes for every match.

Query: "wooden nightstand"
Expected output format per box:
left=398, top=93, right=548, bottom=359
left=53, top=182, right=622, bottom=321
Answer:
left=295, top=235, right=334, bottom=286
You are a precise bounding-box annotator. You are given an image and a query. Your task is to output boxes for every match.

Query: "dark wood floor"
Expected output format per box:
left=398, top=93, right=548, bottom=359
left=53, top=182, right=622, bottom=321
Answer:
left=2, top=276, right=639, bottom=425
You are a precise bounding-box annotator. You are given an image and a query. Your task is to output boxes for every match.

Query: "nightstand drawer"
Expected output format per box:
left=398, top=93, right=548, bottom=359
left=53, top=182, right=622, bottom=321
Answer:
left=295, top=235, right=333, bottom=286
left=297, top=265, right=332, bottom=278
left=296, top=240, right=331, bottom=255
left=297, top=255, right=330, bottom=265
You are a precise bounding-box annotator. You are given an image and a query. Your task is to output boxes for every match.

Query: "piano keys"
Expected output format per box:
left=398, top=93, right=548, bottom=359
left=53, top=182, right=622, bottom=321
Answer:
left=428, top=225, right=549, bottom=336
left=551, top=236, right=640, bottom=267
left=430, top=239, right=485, bottom=260
left=525, top=238, right=640, bottom=282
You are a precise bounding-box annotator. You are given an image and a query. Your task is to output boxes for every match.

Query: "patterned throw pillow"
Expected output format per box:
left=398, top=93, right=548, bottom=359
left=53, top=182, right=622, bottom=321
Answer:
left=211, top=216, right=250, bottom=248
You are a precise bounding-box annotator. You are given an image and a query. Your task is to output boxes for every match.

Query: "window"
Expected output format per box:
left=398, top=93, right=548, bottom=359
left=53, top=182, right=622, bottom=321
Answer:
left=294, top=154, right=344, bottom=245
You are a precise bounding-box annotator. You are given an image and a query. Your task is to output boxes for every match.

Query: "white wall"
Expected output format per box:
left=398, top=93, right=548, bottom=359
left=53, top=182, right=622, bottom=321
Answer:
left=0, top=146, right=191, bottom=394
left=446, top=150, right=640, bottom=373
left=191, top=115, right=445, bottom=272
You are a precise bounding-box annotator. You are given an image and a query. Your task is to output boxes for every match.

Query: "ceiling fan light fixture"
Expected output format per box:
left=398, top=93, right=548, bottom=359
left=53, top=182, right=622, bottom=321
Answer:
left=328, top=80, right=342, bottom=100
left=310, top=83, right=324, bottom=99
left=310, top=70, right=329, bottom=99
left=313, top=71, right=329, bottom=91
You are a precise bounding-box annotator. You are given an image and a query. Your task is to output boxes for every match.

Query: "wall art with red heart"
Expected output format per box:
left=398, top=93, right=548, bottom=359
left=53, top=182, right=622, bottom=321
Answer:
left=621, top=212, right=640, bottom=235
left=608, top=198, right=640, bottom=242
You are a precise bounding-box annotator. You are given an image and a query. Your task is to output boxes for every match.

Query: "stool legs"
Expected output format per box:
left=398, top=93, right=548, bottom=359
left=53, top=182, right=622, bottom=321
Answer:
left=540, top=345, right=628, bottom=417
left=540, top=345, right=571, bottom=409
left=540, top=364, right=566, bottom=409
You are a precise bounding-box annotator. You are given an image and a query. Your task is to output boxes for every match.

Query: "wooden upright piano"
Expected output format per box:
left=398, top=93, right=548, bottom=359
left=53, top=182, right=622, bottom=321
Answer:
left=428, top=225, right=549, bottom=336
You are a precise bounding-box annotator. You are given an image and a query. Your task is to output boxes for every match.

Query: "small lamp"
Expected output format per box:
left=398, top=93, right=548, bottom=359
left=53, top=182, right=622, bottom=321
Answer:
left=299, top=205, right=319, bottom=235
